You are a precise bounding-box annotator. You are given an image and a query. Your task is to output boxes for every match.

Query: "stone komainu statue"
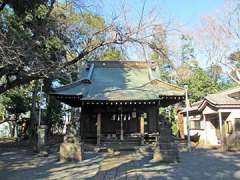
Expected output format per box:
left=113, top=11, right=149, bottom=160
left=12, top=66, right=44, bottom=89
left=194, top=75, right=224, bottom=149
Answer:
left=64, top=124, right=78, bottom=143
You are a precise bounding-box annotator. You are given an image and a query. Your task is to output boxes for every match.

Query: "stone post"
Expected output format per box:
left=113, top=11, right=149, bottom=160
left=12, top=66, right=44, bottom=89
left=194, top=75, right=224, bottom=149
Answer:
left=153, top=119, right=179, bottom=163
left=37, top=125, right=47, bottom=151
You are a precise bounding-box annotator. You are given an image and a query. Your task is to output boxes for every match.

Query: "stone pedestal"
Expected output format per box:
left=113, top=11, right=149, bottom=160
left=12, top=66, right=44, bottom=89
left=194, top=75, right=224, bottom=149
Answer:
left=59, top=124, right=83, bottom=162
left=153, top=146, right=163, bottom=161
left=153, top=121, right=179, bottom=162
left=152, top=144, right=179, bottom=162
left=59, top=142, right=83, bottom=162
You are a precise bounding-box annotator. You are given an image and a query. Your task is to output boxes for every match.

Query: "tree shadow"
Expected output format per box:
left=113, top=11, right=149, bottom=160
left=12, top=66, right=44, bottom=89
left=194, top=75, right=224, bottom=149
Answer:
left=1, top=147, right=240, bottom=180
left=138, top=149, right=240, bottom=180
left=92, top=148, right=240, bottom=180
left=0, top=147, right=104, bottom=180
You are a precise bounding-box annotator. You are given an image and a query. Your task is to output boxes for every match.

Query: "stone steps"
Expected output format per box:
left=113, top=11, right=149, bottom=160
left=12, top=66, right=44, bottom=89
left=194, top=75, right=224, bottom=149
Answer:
left=101, top=138, right=141, bottom=150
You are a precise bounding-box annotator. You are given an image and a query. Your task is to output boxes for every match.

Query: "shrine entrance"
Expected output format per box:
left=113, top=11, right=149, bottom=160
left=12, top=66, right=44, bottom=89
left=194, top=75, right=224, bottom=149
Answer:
left=98, top=109, right=146, bottom=147
left=101, top=111, right=141, bottom=139
left=79, top=101, right=160, bottom=145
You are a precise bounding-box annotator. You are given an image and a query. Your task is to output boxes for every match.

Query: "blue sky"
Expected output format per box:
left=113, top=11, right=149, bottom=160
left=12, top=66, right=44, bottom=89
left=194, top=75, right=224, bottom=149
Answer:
left=90, top=0, right=226, bottom=66
left=158, top=0, right=224, bottom=25
left=96, top=0, right=224, bottom=26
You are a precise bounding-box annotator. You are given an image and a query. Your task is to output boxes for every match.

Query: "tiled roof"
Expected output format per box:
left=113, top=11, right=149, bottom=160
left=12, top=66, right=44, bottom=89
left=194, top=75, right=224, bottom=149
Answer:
left=182, top=100, right=203, bottom=112
left=205, top=87, right=240, bottom=106
left=51, top=61, right=185, bottom=101
left=182, top=87, right=240, bottom=113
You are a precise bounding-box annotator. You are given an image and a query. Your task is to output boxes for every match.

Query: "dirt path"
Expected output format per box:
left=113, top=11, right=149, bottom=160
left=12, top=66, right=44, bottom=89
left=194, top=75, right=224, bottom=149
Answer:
left=0, top=147, right=103, bottom=180
left=93, top=149, right=240, bottom=180
left=0, top=147, right=240, bottom=180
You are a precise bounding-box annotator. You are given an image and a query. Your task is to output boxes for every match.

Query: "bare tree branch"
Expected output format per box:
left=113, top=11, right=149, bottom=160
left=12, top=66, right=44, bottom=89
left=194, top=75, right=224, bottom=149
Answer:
left=0, top=0, right=9, bottom=11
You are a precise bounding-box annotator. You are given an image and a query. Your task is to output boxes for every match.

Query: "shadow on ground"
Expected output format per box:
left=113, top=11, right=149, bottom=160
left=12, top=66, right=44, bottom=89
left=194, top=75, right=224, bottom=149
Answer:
left=0, top=145, right=103, bottom=180
left=0, top=143, right=240, bottom=180
left=93, top=148, right=240, bottom=180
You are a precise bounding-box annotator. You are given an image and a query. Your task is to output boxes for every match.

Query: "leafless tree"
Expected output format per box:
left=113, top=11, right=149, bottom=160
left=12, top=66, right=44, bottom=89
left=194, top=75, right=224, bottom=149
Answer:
left=0, top=0, right=178, bottom=93
left=194, top=0, right=240, bottom=83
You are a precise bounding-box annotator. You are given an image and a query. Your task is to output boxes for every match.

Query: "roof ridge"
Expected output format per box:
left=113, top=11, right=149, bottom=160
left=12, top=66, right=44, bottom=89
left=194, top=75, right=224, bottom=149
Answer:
left=88, top=60, right=152, bottom=68
left=199, top=88, right=240, bottom=109
left=207, top=86, right=240, bottom=96
left=191, top=100, right=203, bottom=107
left=50, top=80, right=82, bottom=93
left=148, top=79, right=185, bottom=91
left=88, top=60, right=148, bottom=63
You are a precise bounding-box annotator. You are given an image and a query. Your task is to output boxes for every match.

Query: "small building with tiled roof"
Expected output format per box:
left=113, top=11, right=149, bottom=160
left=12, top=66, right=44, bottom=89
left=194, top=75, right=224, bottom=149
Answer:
left=179, top=87, right=240, bottom=147
left=51, top=60, right=185, bottom=147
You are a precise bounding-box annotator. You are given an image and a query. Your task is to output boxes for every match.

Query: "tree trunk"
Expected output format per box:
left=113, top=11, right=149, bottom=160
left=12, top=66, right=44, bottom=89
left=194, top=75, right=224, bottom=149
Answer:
left=29, top=80, right=39, bottom=151
left=30, top=80, right=38, bottom=129
left=15, top=114, right=20, bottom=141
left=44, top=78, right=52, bottom=138
left=11, top=121, right=16, bottom=137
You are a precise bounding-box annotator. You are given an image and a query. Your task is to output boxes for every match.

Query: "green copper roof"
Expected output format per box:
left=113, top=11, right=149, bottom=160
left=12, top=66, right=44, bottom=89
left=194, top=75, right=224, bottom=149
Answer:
left=52, top=61, right=185, bottom=101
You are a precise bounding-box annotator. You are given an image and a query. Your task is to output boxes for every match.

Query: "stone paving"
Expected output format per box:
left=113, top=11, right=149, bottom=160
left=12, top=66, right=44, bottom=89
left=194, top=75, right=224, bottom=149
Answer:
left=0, top=147, right=240, bottom=180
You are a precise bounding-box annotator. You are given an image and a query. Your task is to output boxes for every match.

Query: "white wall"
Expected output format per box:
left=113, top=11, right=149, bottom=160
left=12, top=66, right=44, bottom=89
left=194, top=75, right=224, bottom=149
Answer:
left=220, top=109, right=240, bottom=144
left=183, top=108, right=240, bottom=145
left=0, top=122, right=12, bottom=138
left=183, top=114, right=219, bottom=145
left=205, top=120, right=219, bottom=145
left=183, top=114, right=205, bottom=144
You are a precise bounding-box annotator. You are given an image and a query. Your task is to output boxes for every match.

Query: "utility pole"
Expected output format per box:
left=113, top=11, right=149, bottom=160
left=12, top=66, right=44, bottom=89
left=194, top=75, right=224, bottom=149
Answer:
left=184, top=85, right=191, bottom=151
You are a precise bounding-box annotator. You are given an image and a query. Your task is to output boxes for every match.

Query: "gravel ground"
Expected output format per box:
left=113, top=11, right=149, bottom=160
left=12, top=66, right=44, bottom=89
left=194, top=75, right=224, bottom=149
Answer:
left=0, top=146, right=240, bottom=180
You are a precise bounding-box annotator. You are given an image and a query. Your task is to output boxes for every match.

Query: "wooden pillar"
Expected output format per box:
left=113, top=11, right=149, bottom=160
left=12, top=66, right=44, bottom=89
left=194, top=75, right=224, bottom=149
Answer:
left=120, top=114, right=124, bottom=140
left=97, top=113, right=101, bottom=146
left=203, top=114, right=207, bottom=145
left=80, top=109, right=84, bottom=141
left=218, top=111, right=224, bottom=151
left=140, top=114, right=144, bottom=145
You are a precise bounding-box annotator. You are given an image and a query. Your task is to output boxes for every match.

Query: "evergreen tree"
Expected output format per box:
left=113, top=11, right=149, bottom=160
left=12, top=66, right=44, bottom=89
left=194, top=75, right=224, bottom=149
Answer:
left=178, top=69, right=221, bottom=103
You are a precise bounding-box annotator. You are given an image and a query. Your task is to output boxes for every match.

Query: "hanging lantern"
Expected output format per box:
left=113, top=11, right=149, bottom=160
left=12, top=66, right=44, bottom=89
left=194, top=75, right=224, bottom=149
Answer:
left=128, top=114, right=131, bottom=120
left=143, top=113, right=147, bottom=118
left=132, top=112, right=136, bottom=118
left=117, top=114, right=120, bottom=121
left=124, top=114, right=127, bottom=121
left=112, top=114, right=116, bottom=121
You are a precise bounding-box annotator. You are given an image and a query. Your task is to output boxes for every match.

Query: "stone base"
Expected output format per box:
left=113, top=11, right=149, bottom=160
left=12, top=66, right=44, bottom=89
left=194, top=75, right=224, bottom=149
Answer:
left=59, top=142, right=83, bottom=162
left=37, top=150, right=49, bottom=157
left=152, top=146, right=163, bottom=161
left=152, top=145, right=179, bottom=163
